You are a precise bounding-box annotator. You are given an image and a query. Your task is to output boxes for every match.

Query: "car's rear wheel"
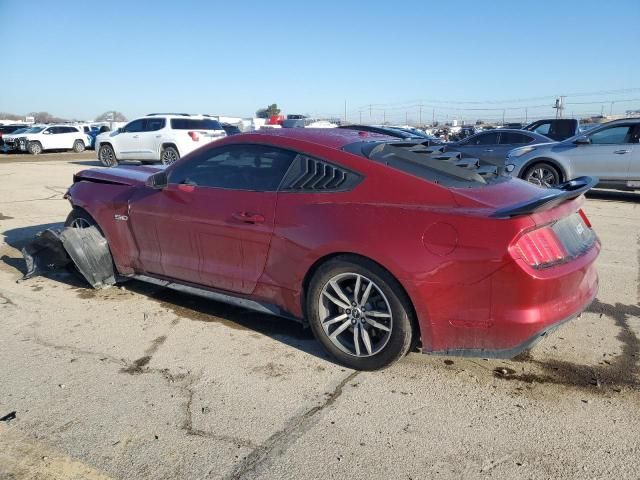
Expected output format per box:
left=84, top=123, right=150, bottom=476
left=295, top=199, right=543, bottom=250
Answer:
left=160, top=146, right=180, bottom=165
left=523, top=162, right=561, bottom=188
left=27, top=141, right=42, bottom=155
left=98, top=144, right=118, bottom=167
left=73, top=140, right=85, bottom=153
left=307, top=256, right=415, bottom=370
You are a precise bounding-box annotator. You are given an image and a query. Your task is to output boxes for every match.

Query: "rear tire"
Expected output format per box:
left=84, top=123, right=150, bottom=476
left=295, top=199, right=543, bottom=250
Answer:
left=306, top=255, right=415, bottom=370
left=98, top=144, right=118, bottom=167
left=160, top=146, right=180, bottom=165
left=27, top=141, right=42, bottom=155
left=73, top=140, right=85, bottom=153
left=522, top=162, right=561, bottom=188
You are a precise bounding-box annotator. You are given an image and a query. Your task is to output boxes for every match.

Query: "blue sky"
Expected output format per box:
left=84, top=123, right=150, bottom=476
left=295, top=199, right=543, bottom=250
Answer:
left=1, top=0, right=638, bottom=123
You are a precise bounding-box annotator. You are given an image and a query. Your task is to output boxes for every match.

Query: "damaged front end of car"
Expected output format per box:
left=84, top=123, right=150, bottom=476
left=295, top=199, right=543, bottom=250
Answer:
left=20, top=226, right=116, bottom=289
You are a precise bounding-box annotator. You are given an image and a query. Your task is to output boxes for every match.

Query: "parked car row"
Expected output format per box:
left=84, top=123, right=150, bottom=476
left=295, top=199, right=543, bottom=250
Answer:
left=338, top=118, right=640, bottom=191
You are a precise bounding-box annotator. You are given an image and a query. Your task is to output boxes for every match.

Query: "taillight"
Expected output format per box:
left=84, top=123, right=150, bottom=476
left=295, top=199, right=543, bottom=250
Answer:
left=578, top=208, right=591, bottom=228
left=513, top=226, right=568, bottom=268
left=188, top=131, right=199, bottom=141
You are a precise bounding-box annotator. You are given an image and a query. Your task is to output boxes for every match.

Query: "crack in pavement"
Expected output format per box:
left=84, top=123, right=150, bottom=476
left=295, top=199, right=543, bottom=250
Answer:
left=28, top=333, right=258, bottom=450
left=181, top=377, right=259, bottom=449
left=224, top=370, right=360, bottom=480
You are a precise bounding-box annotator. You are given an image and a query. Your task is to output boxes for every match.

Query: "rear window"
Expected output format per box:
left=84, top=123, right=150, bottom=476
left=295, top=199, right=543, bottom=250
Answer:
left=170, top=118, right=223, bottom=130
left=343, top=141, right=506, bottom=187
left=499, top=132, right=533, bottom=145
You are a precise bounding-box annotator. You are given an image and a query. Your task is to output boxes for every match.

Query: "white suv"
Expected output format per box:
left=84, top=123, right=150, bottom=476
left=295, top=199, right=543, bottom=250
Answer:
left=95, top=114, right=227, bottom=166
left=18, top=125, right=87, bottom=155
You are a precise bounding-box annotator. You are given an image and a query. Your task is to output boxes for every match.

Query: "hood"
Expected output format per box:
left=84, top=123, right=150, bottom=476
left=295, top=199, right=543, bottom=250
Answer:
left=74, top=165, right=164, bottom=186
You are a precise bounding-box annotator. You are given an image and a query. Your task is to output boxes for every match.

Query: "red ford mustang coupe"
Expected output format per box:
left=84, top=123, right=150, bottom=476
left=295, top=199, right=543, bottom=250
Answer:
left=65, top=128, right=600, bottom=370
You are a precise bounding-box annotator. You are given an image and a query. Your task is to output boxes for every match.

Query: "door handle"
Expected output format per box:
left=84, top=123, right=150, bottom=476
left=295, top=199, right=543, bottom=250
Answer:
left=232, top=212, right=265, bottom=224
left=614, top=149, right=630, bottom=154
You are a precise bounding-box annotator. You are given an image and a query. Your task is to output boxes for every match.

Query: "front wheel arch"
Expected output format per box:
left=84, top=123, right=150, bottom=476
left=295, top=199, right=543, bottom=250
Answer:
left=519, top=158, right=566, bottom=183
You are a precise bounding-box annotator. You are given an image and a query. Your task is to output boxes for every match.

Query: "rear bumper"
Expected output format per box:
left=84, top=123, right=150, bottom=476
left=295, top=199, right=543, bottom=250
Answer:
left=409, top=242, right=600, bottom=358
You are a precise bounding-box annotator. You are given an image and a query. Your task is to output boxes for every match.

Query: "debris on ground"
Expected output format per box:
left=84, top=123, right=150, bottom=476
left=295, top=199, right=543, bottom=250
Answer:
left=0, top=411, right=17, bottom=422
left=20, top=227, right=116, bottom=289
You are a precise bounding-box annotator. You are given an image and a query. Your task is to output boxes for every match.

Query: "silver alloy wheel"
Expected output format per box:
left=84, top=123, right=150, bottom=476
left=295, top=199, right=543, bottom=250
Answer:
left=99, top=146, right=115, bottom=166
left=161, top=148, right=179, bottom=165
left=318, top=272, right=393, bottom=357
left=74, top=140, right=85, bottom=152
left=525, top=166, right=557, bottom=188
left=69, top=217, right=92, bottom=228
left=29, top=142, right=42, bottom=155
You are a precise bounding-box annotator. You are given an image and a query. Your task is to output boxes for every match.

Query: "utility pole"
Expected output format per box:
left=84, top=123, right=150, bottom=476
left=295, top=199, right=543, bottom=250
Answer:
left=502, top=109, right=505, bottom=125
left=359, top=110, right=362, bottom=123
left=405, top=111, right=408, bottom=125
left=383, top=110, right=386, bottom=124
left=525, top=108, right=528, bottom=123
left=369, top=104, right=372, bottom=120
left=419, top=105, right=422, bottom=125
left=610, top=101, right=614, bottom=116
left=344, top=100, right=347, bottom=123
left=432, top=108, right=435, bottom=124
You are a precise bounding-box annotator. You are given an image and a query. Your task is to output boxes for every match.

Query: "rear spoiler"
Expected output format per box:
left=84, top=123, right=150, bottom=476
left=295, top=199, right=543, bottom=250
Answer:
left=491, top=176, right=598, bottom=218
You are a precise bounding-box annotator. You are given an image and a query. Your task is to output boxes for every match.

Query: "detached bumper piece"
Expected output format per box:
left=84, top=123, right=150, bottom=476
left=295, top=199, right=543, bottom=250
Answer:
left=20, top=227, right=116, bottom=289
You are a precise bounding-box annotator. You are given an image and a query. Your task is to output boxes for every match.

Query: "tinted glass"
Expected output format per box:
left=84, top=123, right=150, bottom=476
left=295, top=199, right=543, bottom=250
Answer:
left=145, top=118, right=166, bottom=131
left=499, top=132, right=533, bottom=144
left=589, top=125, right=633, bottom=144
left=124, top=119, right=145, bottom=133
left=170, top=118, right=223, bottom=130
left=169, top=145, right=296, bottom=191
left=470, top=132, right=499, bottom=145
left=532, top=123, right=551, bottom=135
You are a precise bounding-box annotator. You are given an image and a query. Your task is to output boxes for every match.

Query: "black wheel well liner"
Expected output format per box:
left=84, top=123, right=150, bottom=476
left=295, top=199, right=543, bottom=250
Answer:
left=520, top=157, right=566, bottom=182
left=161, top=143, right=178, bottom=150
left=300, top=252, right=419, bottom=338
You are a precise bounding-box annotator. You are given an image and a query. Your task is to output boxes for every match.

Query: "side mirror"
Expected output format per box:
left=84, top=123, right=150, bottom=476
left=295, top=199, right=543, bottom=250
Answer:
left=117, top=128, right=123, bottom=134
left=574, top=136, right=590, bottom=145
left=42, top=130, right=50, bottom=135
left=146, top=171, right=168, bottom=190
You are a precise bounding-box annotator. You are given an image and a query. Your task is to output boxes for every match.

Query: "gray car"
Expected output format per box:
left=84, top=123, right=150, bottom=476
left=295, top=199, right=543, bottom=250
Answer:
left=443, top=129, right=552, bottom=166
left=505, top=119, right=640, bottom=190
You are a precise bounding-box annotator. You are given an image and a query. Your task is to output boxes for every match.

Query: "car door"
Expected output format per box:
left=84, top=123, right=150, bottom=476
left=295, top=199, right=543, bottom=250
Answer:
left=454, top=131, right=500, bottom=163
left=128, top=143, right=297, bottom=294
left=116, top=119, right=146, bottom=159
left=41, top=126, right=65, bottom=149
left=566, top=123, right=635, bottom=180
left=625, top=124, right=640, bottom=186
left=496, top=131, right=537, bottom=166
left=63, top=126, right=80, bottom=148
left=136, top=117, right=166, bottom=160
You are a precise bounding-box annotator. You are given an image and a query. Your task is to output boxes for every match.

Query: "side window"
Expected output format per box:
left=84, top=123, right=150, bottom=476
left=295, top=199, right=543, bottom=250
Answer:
left=145, top=118, right=166, bottom=132
left=51, top=127, right=64, bottom=134
left=499, top=132, right=533, bottom=145
left=169, top=145, right=297, bottom=191
left=123, top=119, right=145, bottom=133
left=532, top=123, right=551, bottom=135
left=589, top=125, right=633, bottom=145
left=43, top=127, right=55, bottom=134
left=471, top=132, right=499, bottom=145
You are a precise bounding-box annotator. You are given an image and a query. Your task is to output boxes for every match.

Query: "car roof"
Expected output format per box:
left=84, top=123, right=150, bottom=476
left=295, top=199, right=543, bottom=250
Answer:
left=242, top=127, right=392, bottom=149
